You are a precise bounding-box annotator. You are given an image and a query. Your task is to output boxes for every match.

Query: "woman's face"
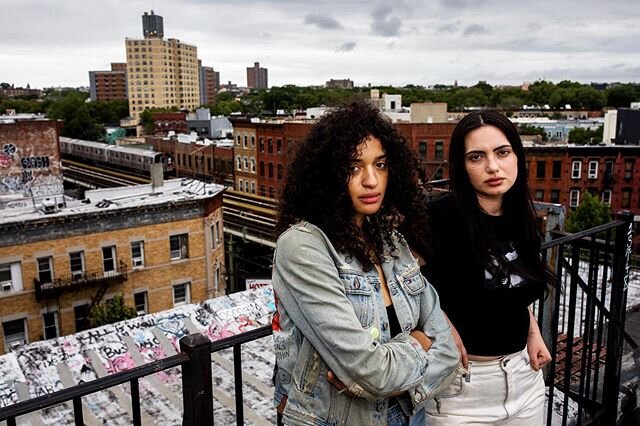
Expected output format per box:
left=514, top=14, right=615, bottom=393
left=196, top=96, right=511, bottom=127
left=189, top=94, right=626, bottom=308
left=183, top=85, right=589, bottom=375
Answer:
left=348, top=136, right=389, bottom=227
left=463, top=125, right=518, bottom=212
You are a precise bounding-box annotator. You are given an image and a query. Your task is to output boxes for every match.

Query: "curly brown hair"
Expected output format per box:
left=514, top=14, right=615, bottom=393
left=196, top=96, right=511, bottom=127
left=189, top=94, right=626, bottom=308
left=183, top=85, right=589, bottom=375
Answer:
left=277, top=101, right=429, bottom=270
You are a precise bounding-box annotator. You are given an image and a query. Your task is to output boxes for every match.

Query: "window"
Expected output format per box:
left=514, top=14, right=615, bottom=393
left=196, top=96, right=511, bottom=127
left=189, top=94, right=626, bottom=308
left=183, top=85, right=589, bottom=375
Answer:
left=43, top=311, right=59, bottom=339
left=236, top=156, right=242, bottom=171
left=37, top=257, right=53, bottom=284
left=277, top=164, right=283, bottom=180
left=259, top=161, right=265, bottom=177
left=259, top=138, right=265, bottom=153
left=243, top=156, right=249, bottom=171
left=236, top=135, right=241, bottom=146
left=74, top=304, right=90, bottom=332
left=536, top=161, right=546, bottom=179
left=624, top=159, right=634, bottom=179
left=435, top=141, right=444, bottom=160
left=250, top=158, right=256, bottom=173
left=622, top=188, right=632, bottom=208
left=550, top=189, right=560, bottom=203
left=571, top=160, right=582, bottom=179
left=3, top=318, right=27, bottom=350
left=0, top=262, right=22, bottom=293
left=131, top=241, right=145, bottom=268
left=570, top=189, right=580, bottom=207
left=69, top=251, right=84, bottom=279
left=276, top=139, right=282, bottom=154
left=134, top=291, right=148, bottom=315
left=604, top=160, right=614, bottom=178
left=173, top=282, right=190, bottom=306
left=243, top=135, right=248, bottom=148
left=552, top=161, right=562, bottom=179
left=602, top=190, right=612, bottom=206
left=251, top=136, right=255, bottom=147
left=268, top=162, right=274, bottom=178
left=244, top=181, right=249, bottom=192
left=211, top=221, right=221, bottom=249
left=535, top=189, right=544, bottom=201
left=102, top=246, right=117, bottom=274
left=418, top=141, right=427, bottom=159
left=588, top=160, right=598, bottom=179
left=251, top=181, right=256, bottom=194
left=268, top=138, right=273, bottom=153
left=170, top=234, right=189, bottom=260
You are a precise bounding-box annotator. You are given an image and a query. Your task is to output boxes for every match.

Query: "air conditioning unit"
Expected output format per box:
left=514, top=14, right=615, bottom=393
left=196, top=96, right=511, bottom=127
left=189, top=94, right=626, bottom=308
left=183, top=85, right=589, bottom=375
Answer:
left=72, top=271, right=83, bottom=280
left=132, top=258, right=143, bottom=267
left=1, top=281, right=13, bottom=292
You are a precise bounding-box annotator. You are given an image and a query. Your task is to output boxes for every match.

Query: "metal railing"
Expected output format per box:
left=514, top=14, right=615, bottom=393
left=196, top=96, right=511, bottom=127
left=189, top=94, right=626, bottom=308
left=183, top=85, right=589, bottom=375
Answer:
left=538, top=212, right=635, bottom=425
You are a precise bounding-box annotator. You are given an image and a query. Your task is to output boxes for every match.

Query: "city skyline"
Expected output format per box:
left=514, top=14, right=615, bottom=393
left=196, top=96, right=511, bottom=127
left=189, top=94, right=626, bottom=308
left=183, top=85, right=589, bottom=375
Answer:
left=1, top=0, right=639, bottom=89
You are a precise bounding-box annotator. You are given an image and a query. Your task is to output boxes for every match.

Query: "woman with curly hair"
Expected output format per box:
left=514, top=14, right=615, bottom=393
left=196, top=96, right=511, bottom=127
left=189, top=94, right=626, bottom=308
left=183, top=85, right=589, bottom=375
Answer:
left=272, top=101, right=459, bottom=425
left=415, top=110, right=554, bottom=425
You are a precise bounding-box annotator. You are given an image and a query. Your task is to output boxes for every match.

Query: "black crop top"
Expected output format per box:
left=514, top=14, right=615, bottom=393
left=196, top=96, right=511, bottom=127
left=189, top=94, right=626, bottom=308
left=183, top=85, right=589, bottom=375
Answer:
left=386, top=304, right=402, bottom=337
left=422, top=195, right=545, bottom=356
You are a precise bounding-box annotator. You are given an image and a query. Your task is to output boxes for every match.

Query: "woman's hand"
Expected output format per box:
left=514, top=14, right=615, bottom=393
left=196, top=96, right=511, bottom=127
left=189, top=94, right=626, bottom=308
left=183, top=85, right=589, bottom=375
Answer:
left=527, top=309, right=551, bottom=371
left=409, top=330, right=433, bottom=352
left=449, top=321, right=468, bottom=368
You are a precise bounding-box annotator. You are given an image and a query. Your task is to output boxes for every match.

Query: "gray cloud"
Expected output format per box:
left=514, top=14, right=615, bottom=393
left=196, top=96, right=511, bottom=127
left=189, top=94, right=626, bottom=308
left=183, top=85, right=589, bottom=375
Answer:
left=463, top=24, right=488, bottom=37
left=370, top=5, right=402, bottom=37
left=336, top=41, right=357, bottom=52
left=304, top=14, right=343, bottom=30
left=436, top=21, right=461, bottom=33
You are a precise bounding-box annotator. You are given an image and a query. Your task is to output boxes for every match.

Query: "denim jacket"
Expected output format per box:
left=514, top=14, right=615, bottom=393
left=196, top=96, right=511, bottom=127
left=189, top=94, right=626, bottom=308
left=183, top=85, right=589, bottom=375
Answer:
left=272, top=222, right=459, bottom=425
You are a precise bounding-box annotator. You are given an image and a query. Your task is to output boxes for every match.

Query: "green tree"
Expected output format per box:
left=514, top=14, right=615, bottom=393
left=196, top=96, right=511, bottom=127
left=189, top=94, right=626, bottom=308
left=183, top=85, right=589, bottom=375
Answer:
left=568, top=125, right=603, bottom=145
left=606, top=84, right=640, bottom=108
left=518, top=124, right=548, bottom=141
left=565, top=192, right=612, bottom=233
left=89, top=294, right=138, bottom=327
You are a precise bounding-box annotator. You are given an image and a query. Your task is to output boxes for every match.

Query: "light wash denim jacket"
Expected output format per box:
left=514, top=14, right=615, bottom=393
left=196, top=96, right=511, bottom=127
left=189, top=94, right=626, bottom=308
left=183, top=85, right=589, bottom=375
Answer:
left=272, top=222, right=459, bottom=425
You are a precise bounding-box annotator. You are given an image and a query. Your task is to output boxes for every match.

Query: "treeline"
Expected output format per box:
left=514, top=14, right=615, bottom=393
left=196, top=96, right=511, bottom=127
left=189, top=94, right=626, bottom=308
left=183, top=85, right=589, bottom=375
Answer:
left=204, top=80, right=640, bottom=115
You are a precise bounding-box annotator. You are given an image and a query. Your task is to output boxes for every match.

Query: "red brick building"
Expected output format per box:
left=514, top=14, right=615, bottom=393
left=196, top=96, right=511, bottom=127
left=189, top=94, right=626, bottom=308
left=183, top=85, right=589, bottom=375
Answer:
left=88, top=63, right=128, bottom=102
left=152, top=112, right=188, bottom=135
left=396, top=123, right=457, bottom=182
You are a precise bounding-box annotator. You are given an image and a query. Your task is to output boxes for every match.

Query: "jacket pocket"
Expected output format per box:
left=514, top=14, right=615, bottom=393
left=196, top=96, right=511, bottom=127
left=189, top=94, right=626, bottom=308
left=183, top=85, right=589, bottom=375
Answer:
left=397, top=266, right=426, bottom=296
left=341, top=274, right=375, bottom=328
left=293, top=337, right=323, bottom=396
left=435, top=364, right=467, bottom=399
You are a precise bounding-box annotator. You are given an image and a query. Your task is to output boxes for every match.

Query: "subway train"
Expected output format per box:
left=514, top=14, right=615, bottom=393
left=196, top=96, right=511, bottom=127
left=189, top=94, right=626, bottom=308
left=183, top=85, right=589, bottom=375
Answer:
left=60, top=137, right=173, bottom=176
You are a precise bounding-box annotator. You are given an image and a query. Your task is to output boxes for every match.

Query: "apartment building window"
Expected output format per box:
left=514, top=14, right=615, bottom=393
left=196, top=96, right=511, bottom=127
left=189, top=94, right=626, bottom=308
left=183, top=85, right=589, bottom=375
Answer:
left=435, top=141, right=444, bottom=160
left=2, top=318, right=28, bottom=350
left=277, top=139, right=282, bottom=154
left=0, top=262, right=22, bottom=293
left=250, top=158, right=256, bottom=173
left=624, top=159, right=634, bottom=179
left=102, top=246, right=117, bottom=274
left=244, top=181, right=249, bottom=192
left=243, top=135, right=248, bottom=148
left=170, top=234, right=189, bottom=260
left=552, top=161, right=562, bottom=179
left=418, top=141, right=427, bottom=159
left=37, top=257, right=53, bottom=284
left=622, top=188, right=632, bottom=208
left=550, top=189, right=560, bottom=204
left=173, top=282, right=190, bottom=306
left=535, top=189, right=544, bottom=201
left=571, top=160, right=582, bottom=179
left=236, top=135, right=241, bottom=146
left=602, top=190, right=612, bottom=206
left=536, top=161, right=546, bottom=179
left=131, top=241, right=145, bottom=268
left=277, top=164, right=283, bottom=180
left=251, top=136, right=255, bottom=147
left=268, top=138, right=273, bottom=153
left=259, top=161, right=265, bottom=177
left=243, top=156, right=249, bottom=171
left=238, top=179, right=243, bottom=192
left=134, top=291, right=148, bottom=315
left=43, top=311, right=59, bottom=339
left=69, top=251, right=85, bottom=280
left=74, top=304, right=90, bottom=332
left=588, top=160, right=598, bottom=179
left=259, top=138, right=265, bottom=153
left=268, top=162, right=274, bottom=178
left=569, top=189, right=580, bottom=208
left=236, top=156, right=242, bottom=171
left=251, top=182, right=256, bottom=194
left=211, top=221, right=221, bottom=249
left=604, top=160, right=614, bottom=178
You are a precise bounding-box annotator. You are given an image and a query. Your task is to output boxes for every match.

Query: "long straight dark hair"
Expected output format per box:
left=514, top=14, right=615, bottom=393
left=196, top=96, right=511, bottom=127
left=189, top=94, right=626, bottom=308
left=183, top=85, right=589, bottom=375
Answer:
left=449, top=110, right=555, bottom=288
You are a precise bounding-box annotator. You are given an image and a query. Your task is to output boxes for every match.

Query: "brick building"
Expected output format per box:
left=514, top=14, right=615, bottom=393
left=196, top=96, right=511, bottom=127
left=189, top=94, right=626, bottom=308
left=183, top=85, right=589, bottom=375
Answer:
left=199, top=61, right=220, bottom=105
left=396, top=122, right=456, bottom=182
left=246, top=62, right=268, bottom=89
left=233, top=124, right=257, bottom=194
left=88, top=63, right=128, bottom=102
left=152, top=112, right=187, bottom=135
left=0, top=179, right=225, bottom=354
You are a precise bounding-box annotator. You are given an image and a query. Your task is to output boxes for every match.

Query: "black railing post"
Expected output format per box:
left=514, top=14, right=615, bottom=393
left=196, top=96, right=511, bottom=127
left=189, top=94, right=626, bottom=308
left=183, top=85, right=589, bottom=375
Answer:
left=180, top=333, right=214, bottom=426
left=603, top=212, right=634, bottom=425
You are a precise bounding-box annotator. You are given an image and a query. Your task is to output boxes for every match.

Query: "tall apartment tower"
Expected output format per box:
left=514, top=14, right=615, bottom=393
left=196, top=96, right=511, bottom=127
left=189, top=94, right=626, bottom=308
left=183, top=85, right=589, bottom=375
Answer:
left=88, top=62, right=128, bottom=101
left=246, top=62, right=268, bottom=89
left=126, top=11, right=200, bottom=121
left=199, top=60, right=220, bottom=105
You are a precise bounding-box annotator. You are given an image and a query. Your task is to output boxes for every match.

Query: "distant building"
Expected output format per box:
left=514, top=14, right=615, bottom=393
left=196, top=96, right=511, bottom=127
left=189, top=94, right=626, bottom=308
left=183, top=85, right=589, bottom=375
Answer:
left=153, top=112, right=188, bottom=135
left=615, top=108, right=640, bottom=145
left=199, top=61, right=220, bottom=105
left=89, top=63, right=128, bottom=102
left=0, top=84, right=42, bottom=99
left=126, top=11, right=200, bottom=121
left=325, top=79, right=354, bottom=89
left=410, top=103, right=448, bottom=124
left=246, top=62, right=268, bottom=89
left=187, top=109, right=232, bottom=139
left=0, top=178, right=225, bottom=354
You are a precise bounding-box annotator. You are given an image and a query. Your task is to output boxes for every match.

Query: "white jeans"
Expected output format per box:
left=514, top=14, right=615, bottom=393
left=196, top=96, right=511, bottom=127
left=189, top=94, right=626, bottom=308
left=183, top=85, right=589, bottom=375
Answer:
left=425, top=348, right=545, bottom=425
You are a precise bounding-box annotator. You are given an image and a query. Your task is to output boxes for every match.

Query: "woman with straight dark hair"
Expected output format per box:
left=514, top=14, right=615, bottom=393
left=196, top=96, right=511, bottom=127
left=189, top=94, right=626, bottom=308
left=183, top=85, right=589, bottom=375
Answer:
left=271, top=101, right=459, bottom=425
left=415, top=110, right=554, bottom=425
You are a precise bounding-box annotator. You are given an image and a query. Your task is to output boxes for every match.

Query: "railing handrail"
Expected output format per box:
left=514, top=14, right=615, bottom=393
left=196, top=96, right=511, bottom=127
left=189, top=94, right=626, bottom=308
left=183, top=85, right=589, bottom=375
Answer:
left=0, top=324, right=274, bottom=422
left=541, top=219, right=627, bottom=250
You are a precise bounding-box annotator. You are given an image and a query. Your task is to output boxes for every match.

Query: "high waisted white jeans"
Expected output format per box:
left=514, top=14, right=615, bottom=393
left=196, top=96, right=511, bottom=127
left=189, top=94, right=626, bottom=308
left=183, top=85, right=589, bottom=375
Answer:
left=425, top=348, right=545, bottom=425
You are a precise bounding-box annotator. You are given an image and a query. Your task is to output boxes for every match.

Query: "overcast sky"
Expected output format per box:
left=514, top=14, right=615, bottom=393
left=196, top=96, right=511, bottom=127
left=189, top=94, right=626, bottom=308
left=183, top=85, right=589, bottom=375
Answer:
left=1, top=0, right=639, bottom=89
